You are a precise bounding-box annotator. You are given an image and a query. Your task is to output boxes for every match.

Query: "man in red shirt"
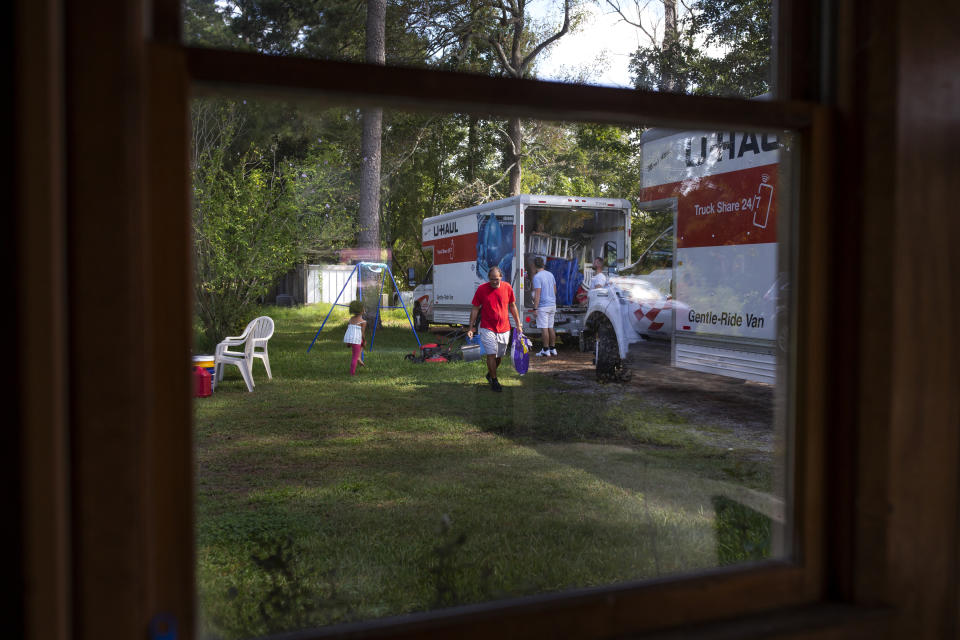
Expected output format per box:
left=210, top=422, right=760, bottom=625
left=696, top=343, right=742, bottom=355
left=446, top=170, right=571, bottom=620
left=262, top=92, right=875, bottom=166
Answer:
left=466, top=266, right=521, bottom=392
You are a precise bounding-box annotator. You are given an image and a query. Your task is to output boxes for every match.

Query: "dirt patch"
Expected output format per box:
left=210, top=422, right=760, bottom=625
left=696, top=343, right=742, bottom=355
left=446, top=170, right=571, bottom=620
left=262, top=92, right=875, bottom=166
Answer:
left=526, top=338, right=776, bottom=455
left=426, top=328, right=777, bottom=456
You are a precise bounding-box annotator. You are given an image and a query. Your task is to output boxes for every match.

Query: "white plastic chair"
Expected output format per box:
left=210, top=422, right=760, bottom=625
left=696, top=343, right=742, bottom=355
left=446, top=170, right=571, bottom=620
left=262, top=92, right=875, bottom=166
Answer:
left=213, top=316, right=274, bottom=392
left=249, top=316, right=274, bottom=379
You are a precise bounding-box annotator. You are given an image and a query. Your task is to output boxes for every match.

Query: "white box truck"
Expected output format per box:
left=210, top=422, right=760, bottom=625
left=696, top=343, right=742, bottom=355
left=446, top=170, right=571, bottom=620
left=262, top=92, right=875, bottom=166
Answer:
left=409, top=194, right=633, bottom=345
left=634, top=127, right=784, bottom=383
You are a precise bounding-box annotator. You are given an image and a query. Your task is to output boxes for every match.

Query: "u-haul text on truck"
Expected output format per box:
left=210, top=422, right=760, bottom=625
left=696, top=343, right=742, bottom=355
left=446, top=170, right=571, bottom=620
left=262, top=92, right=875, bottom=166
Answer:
left=639, top=128, right=784, bottom=383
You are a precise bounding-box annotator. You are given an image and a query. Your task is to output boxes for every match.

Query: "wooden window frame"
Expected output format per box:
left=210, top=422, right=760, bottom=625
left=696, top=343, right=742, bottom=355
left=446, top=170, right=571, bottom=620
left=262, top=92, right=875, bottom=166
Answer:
left=166, top=31, right=840, bottom=640
left=23, top=0, right=960, bottom=638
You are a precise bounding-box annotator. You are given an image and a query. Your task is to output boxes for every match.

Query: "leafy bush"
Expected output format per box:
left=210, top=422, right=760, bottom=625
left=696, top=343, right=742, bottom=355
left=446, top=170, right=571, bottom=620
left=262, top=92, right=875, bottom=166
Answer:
left=192, top=100, right=354, bottom=346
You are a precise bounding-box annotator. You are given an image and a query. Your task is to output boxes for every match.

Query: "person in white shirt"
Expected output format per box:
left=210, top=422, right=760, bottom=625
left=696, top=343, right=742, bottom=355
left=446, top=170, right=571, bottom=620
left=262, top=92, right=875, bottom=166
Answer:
left=343, top=299, right=367, bottom=375
left=591, top=257, right=609, bottom=289
left=531, top=257, right=558, bottom=356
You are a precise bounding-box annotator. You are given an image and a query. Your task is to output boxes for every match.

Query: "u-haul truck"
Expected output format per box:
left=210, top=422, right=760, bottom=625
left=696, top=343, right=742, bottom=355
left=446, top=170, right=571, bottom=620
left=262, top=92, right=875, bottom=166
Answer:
left=636, top=127, right=784, bottom=383
left=410, top=194, right=632, bottom=341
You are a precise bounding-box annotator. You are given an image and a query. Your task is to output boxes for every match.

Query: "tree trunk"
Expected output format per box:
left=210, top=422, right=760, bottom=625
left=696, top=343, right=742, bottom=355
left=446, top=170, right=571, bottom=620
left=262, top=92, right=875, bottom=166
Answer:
left=359, top=0, right=386, bottom=327
left=507, top=115, right=522, bottom=195
left=358, top=0, right=385, bottom=256
left=358, top=108, right=382, bottom=251
left=661, top=0, right=679, bottom=92
left=467, top=115, right=478, bottom=183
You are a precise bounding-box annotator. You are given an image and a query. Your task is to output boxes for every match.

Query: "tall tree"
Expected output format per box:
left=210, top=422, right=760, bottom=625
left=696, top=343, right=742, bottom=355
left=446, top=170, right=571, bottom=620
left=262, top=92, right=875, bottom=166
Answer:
left=484, top=0, right=572, bottom=194
left=609, top=0, right=771, bottom=97
left=661, top=0, right=680, bottom=91
left=409, top=0, right=575, bottom=195
left=687, top=0, right=771, bottom=97
left=606, top=0, right=696, bottom=93
left=358, top=0, right=386, bottom=258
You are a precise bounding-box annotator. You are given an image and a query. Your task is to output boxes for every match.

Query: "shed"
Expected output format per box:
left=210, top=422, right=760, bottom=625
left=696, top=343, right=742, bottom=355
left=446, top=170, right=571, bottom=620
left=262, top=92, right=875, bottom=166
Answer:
left=320, top=264, right=358, bottom=304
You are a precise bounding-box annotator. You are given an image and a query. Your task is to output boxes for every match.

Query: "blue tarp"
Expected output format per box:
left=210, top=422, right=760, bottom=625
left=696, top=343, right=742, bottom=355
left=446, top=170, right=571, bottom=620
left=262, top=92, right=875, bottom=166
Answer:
left=545, top=257, right=583, bottom=306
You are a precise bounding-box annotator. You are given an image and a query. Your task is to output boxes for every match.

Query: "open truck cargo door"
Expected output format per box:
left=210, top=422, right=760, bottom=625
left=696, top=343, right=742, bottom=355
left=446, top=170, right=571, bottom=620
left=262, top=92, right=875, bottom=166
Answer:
left=639, top=127, right=782, bottom=383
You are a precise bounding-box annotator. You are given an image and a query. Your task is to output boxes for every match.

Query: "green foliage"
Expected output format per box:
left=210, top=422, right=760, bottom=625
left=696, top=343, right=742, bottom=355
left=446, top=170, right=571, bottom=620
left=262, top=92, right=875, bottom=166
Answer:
left=629, top=0, right=772, bottom=98
left=688, top=0, right=772, bottom=97
left=523, top=121, right=643, bottom=199
left=183, top=0, right=434, bottom=66
left=183, top=2, right=656, bottom=285
left=183, top=0, right=362, bottom=58
left=183, top=0, right=243, bottom=49
left=192, top=100, right=354, bottom=346
left=630, top=38, right=700, bottom=94
left=381, top=113, right=468, bottom=274
left=193, top=144, right=296, bottom=344
left=630, top=205, right=675, bottom=272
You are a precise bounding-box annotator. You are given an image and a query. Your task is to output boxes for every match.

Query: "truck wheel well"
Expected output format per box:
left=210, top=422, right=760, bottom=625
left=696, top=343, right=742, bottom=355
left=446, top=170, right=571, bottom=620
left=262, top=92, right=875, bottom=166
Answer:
left=593, top=314, right=630, bottom=383
left=580, top=314, right=600, bottom=353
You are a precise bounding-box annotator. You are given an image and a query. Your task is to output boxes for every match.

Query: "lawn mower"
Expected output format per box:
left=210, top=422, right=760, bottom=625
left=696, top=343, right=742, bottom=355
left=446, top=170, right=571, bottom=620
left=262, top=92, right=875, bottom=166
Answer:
left=404, top=328, right=483, bottom=363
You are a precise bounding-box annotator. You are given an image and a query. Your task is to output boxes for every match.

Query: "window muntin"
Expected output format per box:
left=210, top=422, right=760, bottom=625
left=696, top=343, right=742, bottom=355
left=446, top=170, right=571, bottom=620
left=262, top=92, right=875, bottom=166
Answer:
left=192, top=94, right=798, bottom=638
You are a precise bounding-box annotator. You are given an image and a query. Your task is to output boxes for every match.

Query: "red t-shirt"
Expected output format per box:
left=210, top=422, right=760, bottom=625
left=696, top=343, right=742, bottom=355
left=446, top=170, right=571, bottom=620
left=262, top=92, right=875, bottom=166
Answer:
left=471, top=282, right=515, bottom=333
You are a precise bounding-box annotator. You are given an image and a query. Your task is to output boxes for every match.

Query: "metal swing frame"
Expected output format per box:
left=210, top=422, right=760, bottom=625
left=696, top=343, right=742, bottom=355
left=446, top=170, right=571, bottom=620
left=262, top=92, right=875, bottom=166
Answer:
left=306, top=262, right=422, bottom=353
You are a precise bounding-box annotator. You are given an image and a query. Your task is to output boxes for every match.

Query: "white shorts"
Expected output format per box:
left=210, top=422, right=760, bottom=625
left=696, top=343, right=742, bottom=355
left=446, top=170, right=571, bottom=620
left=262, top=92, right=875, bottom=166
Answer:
left=478, top=327, right=511, bottom=358
left=536, top=305, right=556, bottom=329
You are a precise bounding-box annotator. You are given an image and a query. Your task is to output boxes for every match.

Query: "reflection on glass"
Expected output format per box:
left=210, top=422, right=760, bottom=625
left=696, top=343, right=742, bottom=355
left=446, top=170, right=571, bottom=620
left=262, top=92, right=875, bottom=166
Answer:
left=182, top=0, right=773, bottom=96
left=192, top=97, right=793, bottom=639
left=634, top=127, right=787, bottom=374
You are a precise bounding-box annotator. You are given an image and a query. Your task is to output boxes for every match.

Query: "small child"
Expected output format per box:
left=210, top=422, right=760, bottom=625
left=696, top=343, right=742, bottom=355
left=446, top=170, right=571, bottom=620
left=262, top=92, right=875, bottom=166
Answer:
left=343, top=300, right=367, bottom=376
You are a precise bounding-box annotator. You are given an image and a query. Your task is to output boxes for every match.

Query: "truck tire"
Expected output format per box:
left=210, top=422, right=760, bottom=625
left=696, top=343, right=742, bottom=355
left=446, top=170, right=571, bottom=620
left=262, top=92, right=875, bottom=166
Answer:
left=413, top=304, right=429, bottom=332
left=595, top=319, right=628, bottom=382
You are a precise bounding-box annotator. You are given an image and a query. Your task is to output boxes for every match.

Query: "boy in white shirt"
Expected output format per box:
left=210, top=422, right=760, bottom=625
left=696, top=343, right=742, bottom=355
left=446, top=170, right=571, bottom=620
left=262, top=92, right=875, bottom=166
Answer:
left=531, top=257, right=558, bottom=356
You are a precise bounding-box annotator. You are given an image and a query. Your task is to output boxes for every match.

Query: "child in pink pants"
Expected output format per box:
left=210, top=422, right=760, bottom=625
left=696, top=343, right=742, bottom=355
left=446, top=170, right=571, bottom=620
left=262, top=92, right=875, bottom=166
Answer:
left=343, top=300, right=367, bottom=375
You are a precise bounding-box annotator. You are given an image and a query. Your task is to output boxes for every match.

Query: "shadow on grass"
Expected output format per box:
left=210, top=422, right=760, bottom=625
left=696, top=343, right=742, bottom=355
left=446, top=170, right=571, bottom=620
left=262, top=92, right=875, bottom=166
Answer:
left=195, top=307, right=777, bottom=638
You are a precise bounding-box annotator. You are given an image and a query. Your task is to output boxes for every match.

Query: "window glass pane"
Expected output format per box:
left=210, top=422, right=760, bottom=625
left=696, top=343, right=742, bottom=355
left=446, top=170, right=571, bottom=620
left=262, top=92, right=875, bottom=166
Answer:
left=192, top=97, right=795, bottom=638
left=182, top=0, right=774, bottom=97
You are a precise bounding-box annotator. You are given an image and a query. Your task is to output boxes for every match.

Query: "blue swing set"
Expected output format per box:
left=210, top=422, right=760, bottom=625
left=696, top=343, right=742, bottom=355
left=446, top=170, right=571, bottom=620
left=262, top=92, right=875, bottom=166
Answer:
left=306, top=262, right=422, bottom=354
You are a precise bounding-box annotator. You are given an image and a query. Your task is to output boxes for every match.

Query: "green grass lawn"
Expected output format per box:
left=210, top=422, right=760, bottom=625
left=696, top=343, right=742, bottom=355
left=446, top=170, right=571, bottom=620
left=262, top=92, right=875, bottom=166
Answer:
left=195, top=304, right=776, bottom=639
